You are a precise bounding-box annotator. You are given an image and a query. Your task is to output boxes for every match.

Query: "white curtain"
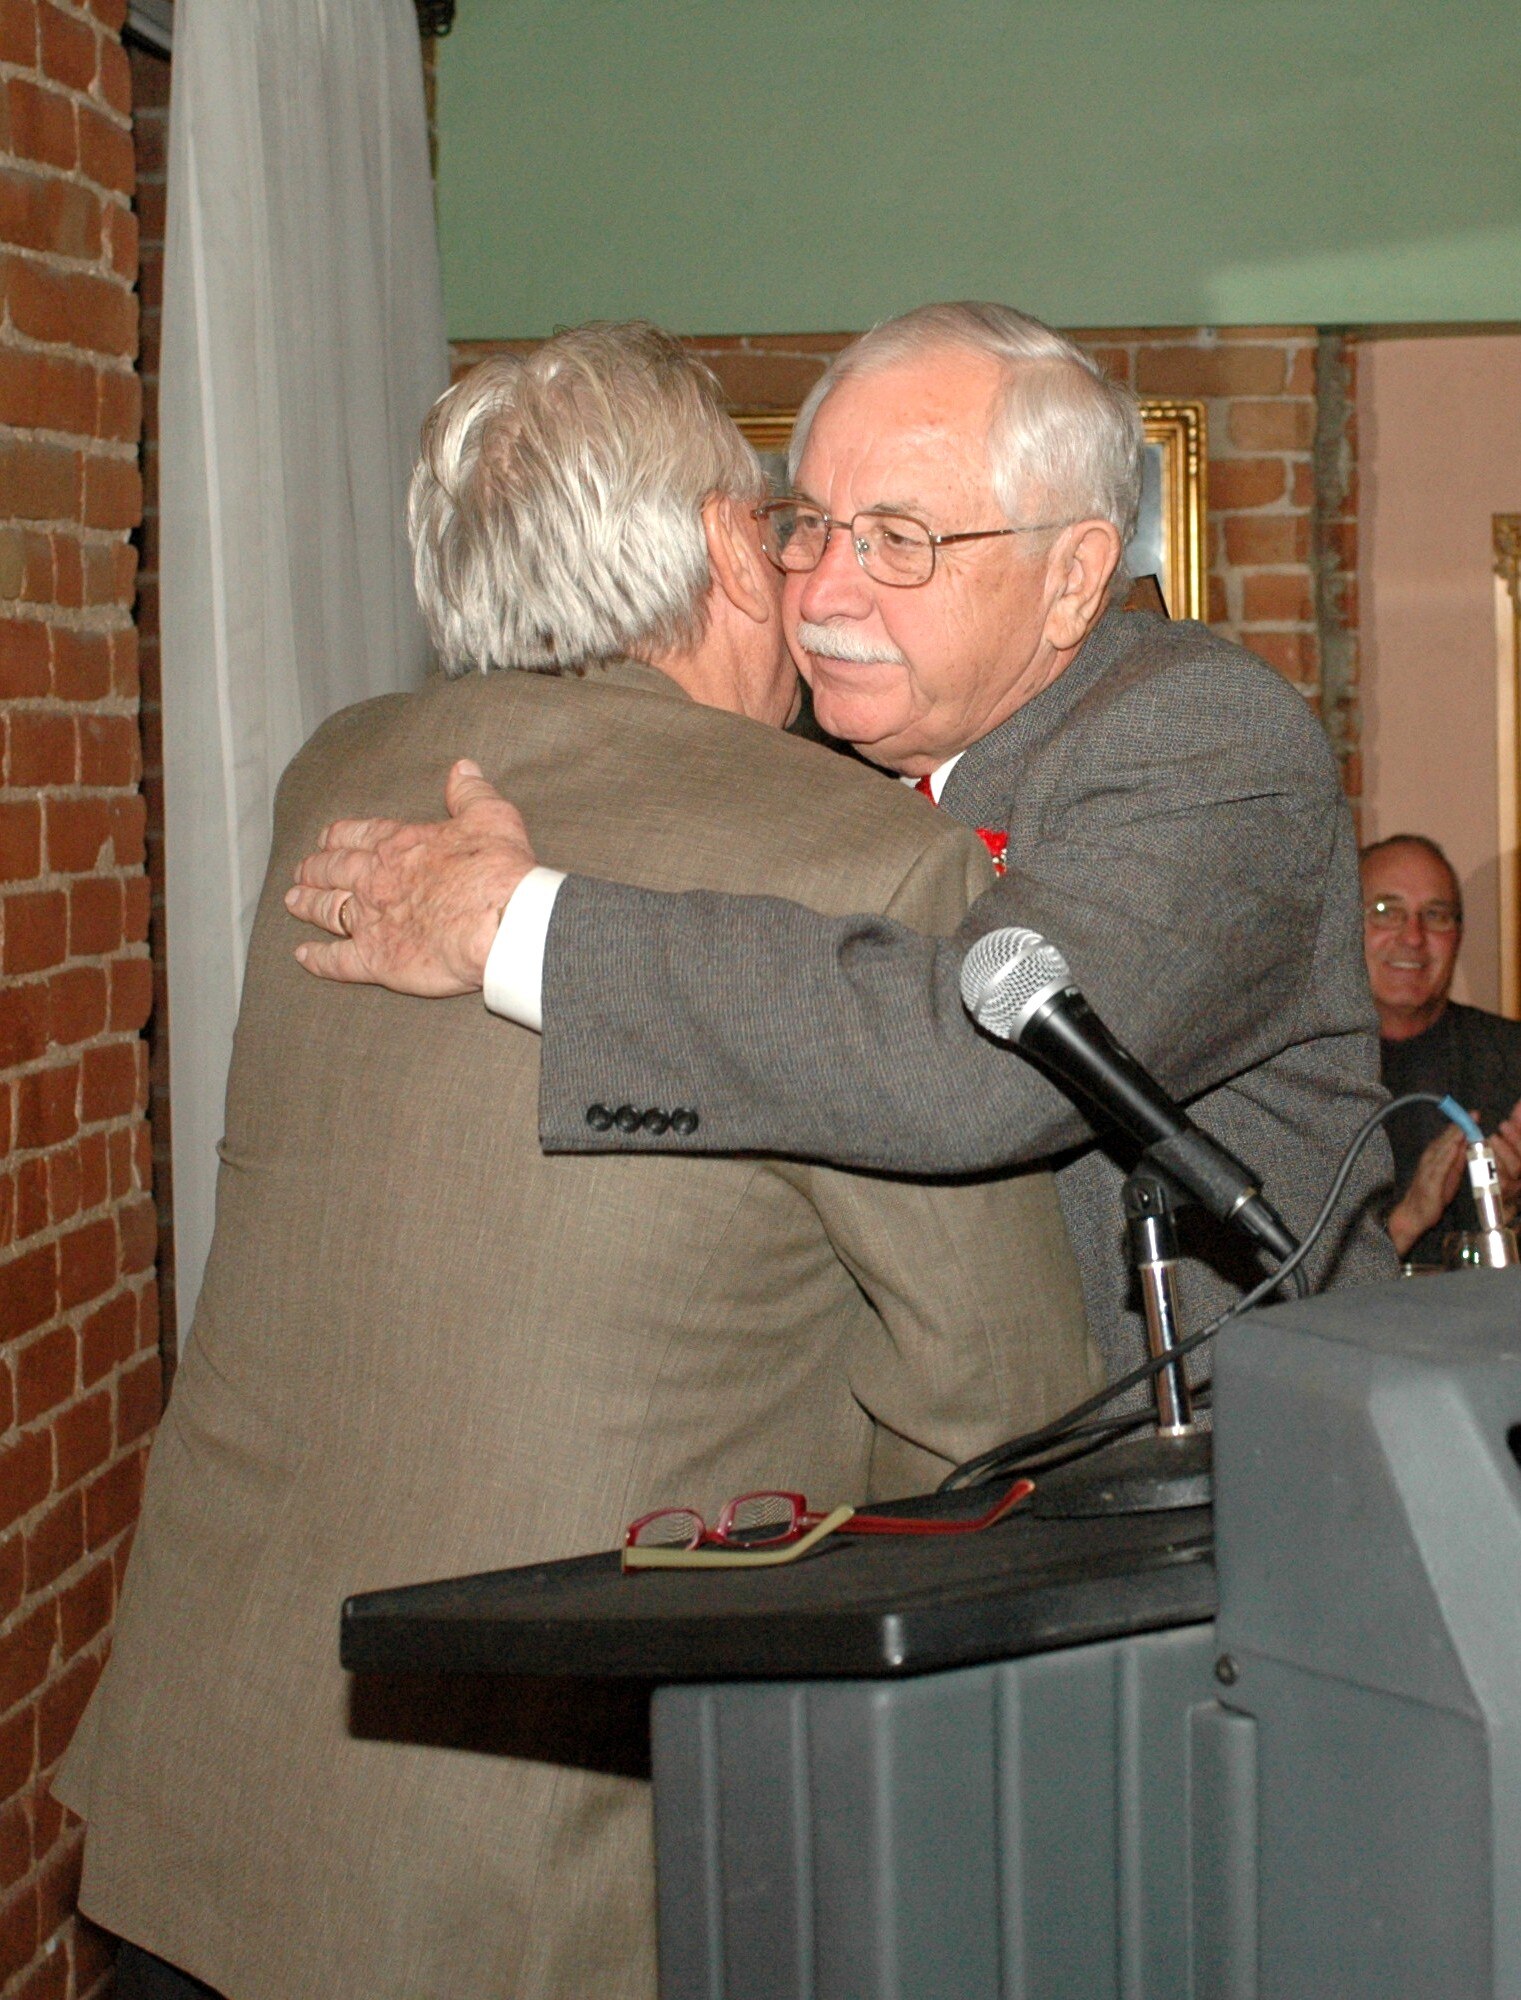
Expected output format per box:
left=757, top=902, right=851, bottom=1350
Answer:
left=161, top=0, right=448, bottom=1340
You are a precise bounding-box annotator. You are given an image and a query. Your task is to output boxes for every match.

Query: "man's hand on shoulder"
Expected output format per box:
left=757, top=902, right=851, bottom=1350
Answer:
left=285, top=760, right=536, bottom=996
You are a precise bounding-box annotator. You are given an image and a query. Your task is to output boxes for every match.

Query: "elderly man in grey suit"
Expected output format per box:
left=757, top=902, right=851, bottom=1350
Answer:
left=58, top=325, right=1097, bottom=2000
left=291, top=301, right=1396, bottom=1387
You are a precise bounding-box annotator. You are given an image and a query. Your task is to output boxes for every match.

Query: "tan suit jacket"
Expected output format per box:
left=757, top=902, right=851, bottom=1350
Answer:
left=58, top=660, right=1098, bottom=2000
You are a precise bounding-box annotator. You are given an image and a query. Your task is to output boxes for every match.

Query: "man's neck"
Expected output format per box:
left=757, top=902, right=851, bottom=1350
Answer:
left=883, top=627, right=1101, bottom=786
left=1379, top=999, right=1450, bottom=1044
left=650, top=629, right=797, bottom=728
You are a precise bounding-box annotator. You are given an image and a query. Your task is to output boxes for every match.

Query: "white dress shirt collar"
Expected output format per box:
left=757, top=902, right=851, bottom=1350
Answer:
left=899, top=751, right=965, bottom=804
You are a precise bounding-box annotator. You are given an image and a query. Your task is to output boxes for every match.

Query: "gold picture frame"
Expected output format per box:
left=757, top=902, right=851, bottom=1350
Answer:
left=1494, top=514, right=1521, bottom=1013
left=733, top=397, right=1209, bottom=622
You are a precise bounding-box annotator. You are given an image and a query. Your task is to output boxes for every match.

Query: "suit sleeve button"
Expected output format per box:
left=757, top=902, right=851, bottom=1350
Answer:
left=671, top=1109, right=700, bottom=1136
left=642, top=1109, right=670, bottom=1133
left=615, top=1105, right=643, bottom=1133
left=586, top=1104, right=614, bottom=1132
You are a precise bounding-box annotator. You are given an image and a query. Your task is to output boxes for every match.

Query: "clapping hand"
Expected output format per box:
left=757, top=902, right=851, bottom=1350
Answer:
left=1386, top=1096, right=1521, bottom=1257
left=1386, top=1122, right=1468, bottom=1257
left=1490, top=1097, right=1521, bottom=1220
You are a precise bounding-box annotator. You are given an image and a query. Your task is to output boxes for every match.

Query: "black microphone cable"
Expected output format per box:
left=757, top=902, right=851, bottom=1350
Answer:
left=939, top=1091, right=1481, bottom=1493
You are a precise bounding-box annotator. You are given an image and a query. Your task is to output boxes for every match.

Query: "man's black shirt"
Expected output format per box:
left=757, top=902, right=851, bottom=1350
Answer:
left=1381, top=1000, right=1521, bottom=1262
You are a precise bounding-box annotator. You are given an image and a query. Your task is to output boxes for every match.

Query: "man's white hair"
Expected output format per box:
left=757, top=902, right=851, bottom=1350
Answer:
left=410, top=322, right=765, bottom=676
left=788, top=302, right=1144, bottom=548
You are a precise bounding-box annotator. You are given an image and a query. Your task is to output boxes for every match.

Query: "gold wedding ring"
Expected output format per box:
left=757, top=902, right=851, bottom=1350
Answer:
left=337, top=895, right=357, bottom=938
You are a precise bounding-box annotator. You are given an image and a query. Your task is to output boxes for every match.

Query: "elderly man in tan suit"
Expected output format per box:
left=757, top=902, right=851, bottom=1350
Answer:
left=57, top=324, right=1098, bottom=2000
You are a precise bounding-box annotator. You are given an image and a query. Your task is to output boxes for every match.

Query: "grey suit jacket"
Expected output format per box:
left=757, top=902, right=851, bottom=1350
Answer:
left=58, top=661, right=1097, bottom=2000
left=539, top=613, right=1398, bottom=1381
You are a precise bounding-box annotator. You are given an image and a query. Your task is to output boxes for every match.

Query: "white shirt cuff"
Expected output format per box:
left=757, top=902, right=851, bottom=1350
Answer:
left=482, top=866, right=566, bottom=1030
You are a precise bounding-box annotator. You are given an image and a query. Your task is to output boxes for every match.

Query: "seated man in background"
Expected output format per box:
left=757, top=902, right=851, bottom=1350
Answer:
left=56, top=325, right=1098, bottom=2000
left=1363, top=832, right=1521, bottom=1262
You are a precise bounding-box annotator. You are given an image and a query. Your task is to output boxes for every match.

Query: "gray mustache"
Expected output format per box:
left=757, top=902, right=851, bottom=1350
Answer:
left=795, top=621, right=909, bottom=667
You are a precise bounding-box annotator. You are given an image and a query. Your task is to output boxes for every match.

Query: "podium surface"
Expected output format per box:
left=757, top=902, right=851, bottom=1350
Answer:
left=340, top=1492, right=1214, bottom=1682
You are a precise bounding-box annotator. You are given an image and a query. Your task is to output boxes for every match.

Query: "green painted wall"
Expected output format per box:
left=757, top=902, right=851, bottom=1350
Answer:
left=436, top=1, right=1521, bottom=337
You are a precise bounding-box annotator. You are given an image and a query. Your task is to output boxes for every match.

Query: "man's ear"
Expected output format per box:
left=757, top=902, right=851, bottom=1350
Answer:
left=1044, top=518, right=1124, bottom=652
left=703, top=493, right=776, bottom=626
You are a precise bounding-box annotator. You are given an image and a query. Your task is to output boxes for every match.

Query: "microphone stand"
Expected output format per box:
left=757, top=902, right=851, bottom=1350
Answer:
left=1030, top=1161, right=1214, bottom=1518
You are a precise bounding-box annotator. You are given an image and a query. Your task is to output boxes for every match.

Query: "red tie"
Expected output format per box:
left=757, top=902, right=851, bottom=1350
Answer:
left=913, top=774, right=1007, bottom=875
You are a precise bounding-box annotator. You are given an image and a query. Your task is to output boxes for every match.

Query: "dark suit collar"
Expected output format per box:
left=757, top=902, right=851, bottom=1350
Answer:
left=939, top=607, right=1155, bottom=825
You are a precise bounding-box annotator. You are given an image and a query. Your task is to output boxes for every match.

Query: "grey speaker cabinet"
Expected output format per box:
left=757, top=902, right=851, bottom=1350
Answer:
left=652, top=1270, right=1521, bottom=1999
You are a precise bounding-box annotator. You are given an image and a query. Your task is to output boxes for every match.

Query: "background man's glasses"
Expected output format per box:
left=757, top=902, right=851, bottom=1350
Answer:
left=755, top=499, right=1069, bottom=589
left=1364, top=897, right=1461, bottom=933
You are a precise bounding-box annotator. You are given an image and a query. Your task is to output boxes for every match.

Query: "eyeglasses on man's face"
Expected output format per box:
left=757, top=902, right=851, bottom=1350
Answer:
left=754, top=498, right=1070, bottom=589
left=1363, top=896, right=1461, bottom=935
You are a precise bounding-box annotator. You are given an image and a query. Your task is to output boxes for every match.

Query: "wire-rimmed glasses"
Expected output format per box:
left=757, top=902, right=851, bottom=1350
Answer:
left=1363, top=895, right=1461, bottom=934
left=754, top=498, right=1071, bottom=588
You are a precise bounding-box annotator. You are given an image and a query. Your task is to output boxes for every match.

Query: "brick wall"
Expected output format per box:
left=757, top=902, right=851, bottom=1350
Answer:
left=0, top=2, right=154, bottom=1994
left=455, top=325, right=1360, bottom=807
left=1071, top=328, right=1322, bottom=693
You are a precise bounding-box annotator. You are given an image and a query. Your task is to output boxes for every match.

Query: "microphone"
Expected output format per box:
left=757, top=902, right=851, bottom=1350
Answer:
left=1461, top=1137, right=1519, bottom=1268
left=959, top=926, right=1299, bottom=1265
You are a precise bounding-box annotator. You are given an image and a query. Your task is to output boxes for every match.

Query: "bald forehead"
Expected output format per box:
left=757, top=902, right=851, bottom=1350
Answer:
left=813, top=346, right=1005, bottom=445
left=800, top=347, right=1010, bottom=515
left=1361, top=840, right=1461, bottom=910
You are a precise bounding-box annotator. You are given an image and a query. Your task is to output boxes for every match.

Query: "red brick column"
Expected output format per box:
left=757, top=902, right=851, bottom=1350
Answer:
left=1312, top=331, right=1362, bottom=829
left=0, top=2, right=155, bottom=1994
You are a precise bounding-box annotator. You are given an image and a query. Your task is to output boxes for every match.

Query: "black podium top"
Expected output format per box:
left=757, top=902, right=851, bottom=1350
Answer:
left=341, top=1493, right=1214, bottom=1682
